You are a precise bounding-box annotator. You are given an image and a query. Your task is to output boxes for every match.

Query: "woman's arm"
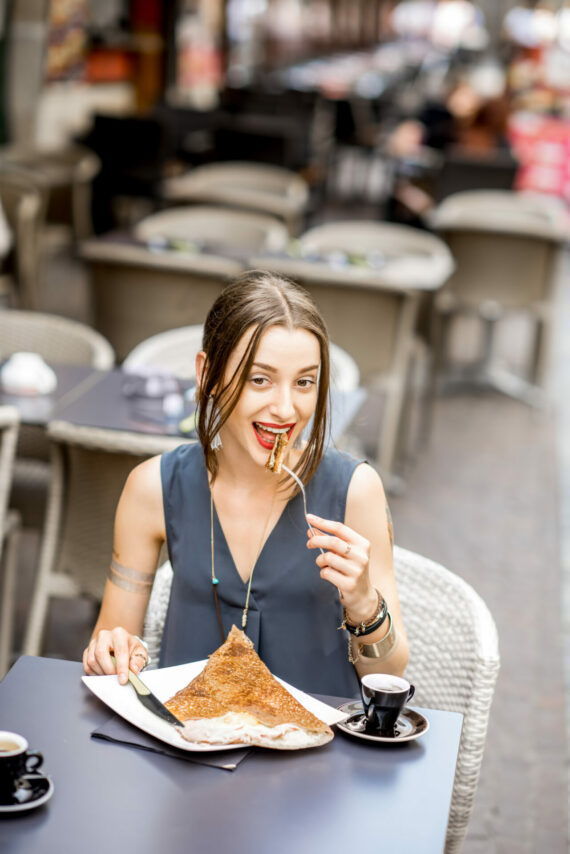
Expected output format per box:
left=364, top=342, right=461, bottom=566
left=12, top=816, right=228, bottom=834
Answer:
left=306, top=462, right=409, bottom=678
left=82, top=454, right=166, bottom=684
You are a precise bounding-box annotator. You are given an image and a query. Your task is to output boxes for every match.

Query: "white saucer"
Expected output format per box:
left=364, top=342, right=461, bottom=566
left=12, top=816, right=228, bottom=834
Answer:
left=336, top=701, right=429, bottom=743
left=0, top=774, right=54, bottom=813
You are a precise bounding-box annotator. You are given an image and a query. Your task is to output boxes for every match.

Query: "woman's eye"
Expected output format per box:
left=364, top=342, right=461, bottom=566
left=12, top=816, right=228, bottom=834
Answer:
left=250, top=376, right=268, bottom=386
left=297, top=377, right=316, bottom=388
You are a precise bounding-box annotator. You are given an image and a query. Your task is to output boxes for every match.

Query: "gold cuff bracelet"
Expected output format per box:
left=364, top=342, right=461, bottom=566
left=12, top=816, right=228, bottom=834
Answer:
left=357, top=612, right=397, bottom=660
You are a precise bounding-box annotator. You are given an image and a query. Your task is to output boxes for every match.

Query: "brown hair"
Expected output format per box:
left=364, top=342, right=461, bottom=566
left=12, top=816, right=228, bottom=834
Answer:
left=197, top=269, right=330, bottom=484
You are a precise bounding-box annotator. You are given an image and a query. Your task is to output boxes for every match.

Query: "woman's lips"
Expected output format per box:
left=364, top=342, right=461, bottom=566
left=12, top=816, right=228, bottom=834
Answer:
left=253, top=423, right=295, bottom=450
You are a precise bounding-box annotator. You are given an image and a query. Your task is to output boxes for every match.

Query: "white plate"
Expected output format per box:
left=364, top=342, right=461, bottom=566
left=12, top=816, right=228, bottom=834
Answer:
left=82, top=660, right=349, bottom=753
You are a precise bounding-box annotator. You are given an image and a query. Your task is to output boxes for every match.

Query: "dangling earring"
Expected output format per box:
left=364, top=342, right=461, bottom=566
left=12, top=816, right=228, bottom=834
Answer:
left=206, top=396, right=223, bottom=451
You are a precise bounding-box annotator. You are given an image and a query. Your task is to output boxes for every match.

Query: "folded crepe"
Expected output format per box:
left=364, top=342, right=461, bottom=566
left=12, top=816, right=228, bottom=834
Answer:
left=165, top=626, right=333, bottom=750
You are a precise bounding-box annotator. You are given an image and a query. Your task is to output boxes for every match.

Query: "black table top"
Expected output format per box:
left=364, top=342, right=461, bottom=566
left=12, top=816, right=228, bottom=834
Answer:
left=0, top=657, right=462, bottom=854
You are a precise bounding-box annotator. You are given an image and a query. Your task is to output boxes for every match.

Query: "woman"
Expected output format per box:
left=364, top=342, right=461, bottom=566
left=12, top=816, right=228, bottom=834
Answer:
left=83, top=270, right=408, bottom=696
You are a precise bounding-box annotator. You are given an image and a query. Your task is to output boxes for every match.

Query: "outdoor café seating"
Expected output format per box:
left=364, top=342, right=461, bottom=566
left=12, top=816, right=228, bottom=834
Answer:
left=429, top=189, right=568, bottom=405
left=0, top=308, right=115, bottom=529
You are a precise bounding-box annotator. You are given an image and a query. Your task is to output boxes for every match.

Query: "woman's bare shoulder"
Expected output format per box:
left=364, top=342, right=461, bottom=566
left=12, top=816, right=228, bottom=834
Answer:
left=122, top=454, right=163, bottom=508
left=347, top=461, right=386, bottom=505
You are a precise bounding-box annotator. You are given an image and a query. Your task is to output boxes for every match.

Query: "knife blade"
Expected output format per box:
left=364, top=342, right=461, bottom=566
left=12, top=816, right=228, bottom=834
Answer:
left=110, top=656, right=184, bottom=727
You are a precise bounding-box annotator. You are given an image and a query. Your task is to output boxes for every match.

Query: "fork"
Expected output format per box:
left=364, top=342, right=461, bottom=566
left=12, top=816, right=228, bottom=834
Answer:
left=282, top=464, right=324, bottom=555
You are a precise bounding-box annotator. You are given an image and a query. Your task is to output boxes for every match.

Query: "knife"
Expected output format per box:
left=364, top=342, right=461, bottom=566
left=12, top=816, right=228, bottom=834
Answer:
left=110, top=656, right=184, bottom=727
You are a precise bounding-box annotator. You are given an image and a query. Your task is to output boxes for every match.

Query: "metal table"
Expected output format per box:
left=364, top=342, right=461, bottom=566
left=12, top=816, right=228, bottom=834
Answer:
left=0, top=657, right=462, bottom=854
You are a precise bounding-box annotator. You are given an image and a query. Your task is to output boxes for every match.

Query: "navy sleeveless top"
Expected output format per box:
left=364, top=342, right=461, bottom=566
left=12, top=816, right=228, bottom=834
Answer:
left=159, top=442, right=363, bottom=697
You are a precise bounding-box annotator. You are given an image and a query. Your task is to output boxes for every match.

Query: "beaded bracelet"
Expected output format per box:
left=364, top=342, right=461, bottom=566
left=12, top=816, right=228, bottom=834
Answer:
left=340, top=588, right=388, bottom=637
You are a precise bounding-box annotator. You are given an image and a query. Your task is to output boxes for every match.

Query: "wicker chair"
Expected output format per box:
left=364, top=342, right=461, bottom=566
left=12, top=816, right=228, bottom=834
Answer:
left=0, top=308, right=115, bottom=369
left=142, top=545, right=499, bottom=854
left=394, top=546, right=500, bottom=853
left=22, top=421, right=191, bottom=657
left=133, top=205, right=289, bottom=255
left=0, top=406, right=22, bottom=677
left=0, top=169, right=47, bottom=309
left=0, top=145, right=101, bottom=243
left=161, top=161, right=310, bottom=236
left=429, top=190, right=568, bottom=405
left=249, top=221, right=454, bottom=484
left=0, top=308, right=115, bottom=529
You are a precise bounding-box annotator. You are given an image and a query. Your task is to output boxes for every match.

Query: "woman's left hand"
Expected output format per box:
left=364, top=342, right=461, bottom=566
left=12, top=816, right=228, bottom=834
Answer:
left=306, top=512, right=377, bottom=622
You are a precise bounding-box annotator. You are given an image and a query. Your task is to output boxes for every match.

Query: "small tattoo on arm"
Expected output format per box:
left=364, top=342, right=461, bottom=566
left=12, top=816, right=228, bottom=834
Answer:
left=108, top=559, right=154, bottom=593
left=385, top=502, right=394, bottom=550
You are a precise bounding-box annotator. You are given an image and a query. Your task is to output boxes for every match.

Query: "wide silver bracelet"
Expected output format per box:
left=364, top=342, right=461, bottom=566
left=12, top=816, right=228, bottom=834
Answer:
left=357, top=611, right=397, bottom=660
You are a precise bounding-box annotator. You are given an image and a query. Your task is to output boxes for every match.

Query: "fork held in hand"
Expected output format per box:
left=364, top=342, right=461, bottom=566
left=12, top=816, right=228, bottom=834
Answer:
left=282, top=464, right=324, bottom=555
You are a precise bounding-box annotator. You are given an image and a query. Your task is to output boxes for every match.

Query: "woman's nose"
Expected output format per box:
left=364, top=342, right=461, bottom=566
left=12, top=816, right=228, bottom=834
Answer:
left=269, top=385, right=295, bottom=419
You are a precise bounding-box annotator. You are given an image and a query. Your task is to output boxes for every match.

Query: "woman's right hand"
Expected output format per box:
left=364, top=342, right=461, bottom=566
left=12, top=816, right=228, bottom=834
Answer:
left=82, top=628, right=149, bottom=685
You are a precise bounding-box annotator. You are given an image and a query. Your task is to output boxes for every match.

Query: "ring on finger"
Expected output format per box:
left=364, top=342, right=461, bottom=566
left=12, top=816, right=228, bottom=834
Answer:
left=133, top=651, right=148, bottom=665
left=343, top=542, right=352, bottom=557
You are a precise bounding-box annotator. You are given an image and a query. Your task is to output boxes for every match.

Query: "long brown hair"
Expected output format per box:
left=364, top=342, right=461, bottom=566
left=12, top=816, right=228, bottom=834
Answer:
left=197, top=269, right=330, bottom=484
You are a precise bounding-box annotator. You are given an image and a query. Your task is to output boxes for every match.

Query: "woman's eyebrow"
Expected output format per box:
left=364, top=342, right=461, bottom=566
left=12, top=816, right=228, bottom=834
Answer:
left=252, top=361, right=320, bottom=373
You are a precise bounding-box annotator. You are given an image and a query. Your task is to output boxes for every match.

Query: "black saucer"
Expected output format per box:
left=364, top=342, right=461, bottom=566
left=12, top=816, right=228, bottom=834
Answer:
left=0, top=774, right=54, bottom=813
left=335, top=701, right=429, bottom=743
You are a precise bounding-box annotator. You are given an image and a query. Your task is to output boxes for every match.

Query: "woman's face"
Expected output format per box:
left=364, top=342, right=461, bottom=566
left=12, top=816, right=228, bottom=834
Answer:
left=218, top=324, right=321, bottom=468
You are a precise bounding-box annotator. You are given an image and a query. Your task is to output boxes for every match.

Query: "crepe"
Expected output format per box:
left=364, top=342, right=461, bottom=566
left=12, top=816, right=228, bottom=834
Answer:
left=165, top=626, right=333, bottom=750
left=265, top=431, right=288, bottom=474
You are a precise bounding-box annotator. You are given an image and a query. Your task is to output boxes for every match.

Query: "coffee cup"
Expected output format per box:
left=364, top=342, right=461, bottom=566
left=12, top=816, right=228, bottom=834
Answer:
left=0, top=732, right=43, bottom=800
left=360, top=674, right=415, bottom=734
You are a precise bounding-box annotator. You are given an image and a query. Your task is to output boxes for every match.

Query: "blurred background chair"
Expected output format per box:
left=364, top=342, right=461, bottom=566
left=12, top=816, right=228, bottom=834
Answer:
left=22, top=422, right=190, bottom=657
left=0, top=307, right=114, bottom=369
left=429, top=190, right=568, bottom=406
left=0, top=169, right=46, bottom=309
left=162, top=161, right=310, bottom=236
left=0, top=144, right=101, bottom=243
left=140, top=543, right=500, bottom=854
left=0, top=308, right=115, bottom=529
left=81, top=206, right=288, bottom=360
left=133, top=204, right=289, bottom=253
left=123, top=324, right=205, bottom=380
left=394, top=545, right=500, bottom=854
left=249, top=220, right=454, bottom=486
left=0, top=406, right=22, bottom=677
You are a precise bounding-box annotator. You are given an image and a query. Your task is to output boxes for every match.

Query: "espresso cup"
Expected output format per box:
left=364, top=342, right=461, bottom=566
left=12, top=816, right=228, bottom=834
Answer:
left=0, top=732, right=43, bottom=800
left=360, top=674, right=415, bottom=735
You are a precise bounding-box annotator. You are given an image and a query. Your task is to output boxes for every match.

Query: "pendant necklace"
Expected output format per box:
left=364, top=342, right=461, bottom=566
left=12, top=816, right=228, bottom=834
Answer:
left=210, top=488, right=277, bottom=643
